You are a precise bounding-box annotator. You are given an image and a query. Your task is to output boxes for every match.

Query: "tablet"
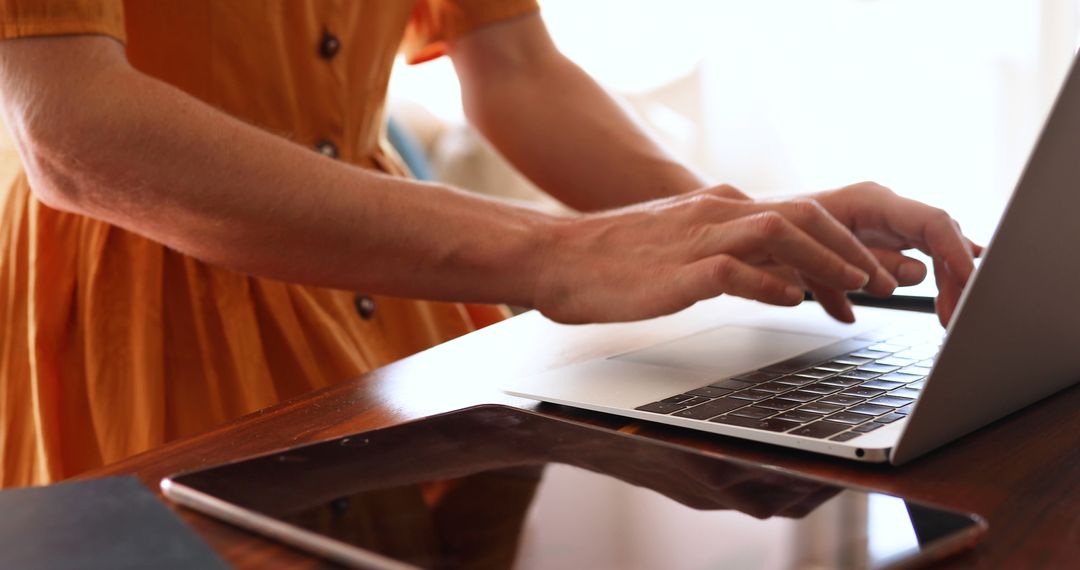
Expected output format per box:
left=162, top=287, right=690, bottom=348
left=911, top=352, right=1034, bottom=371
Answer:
left=162, top=405, right=985, bottom=569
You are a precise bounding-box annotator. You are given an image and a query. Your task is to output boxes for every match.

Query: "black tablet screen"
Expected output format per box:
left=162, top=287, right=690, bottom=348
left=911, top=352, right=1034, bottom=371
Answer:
left=167, top=405, right=984, bottom=569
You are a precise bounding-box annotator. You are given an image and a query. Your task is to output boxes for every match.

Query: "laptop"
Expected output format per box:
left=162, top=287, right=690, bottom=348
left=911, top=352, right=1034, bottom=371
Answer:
left=504, top=52, right=1080, bottom=465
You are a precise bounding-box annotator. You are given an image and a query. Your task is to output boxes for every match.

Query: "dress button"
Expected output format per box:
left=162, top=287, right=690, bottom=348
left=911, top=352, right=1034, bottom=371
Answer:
left=315, top=140, right=339, bottom=159
left=355, top=296, right=376, bottom=320
left=319, top=31, right=340, bottom=60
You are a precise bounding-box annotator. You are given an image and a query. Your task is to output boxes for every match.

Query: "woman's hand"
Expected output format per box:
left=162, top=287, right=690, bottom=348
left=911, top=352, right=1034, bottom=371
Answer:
left=531, top=183, right=977, bottom=327
left=812, top=182, right=980, bottom=326
left=532, top=185, right=898, bottom=324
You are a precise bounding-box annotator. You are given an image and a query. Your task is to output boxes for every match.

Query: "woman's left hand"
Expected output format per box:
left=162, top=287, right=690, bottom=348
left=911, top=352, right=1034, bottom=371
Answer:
left=809, top=182, right=981, bottom=326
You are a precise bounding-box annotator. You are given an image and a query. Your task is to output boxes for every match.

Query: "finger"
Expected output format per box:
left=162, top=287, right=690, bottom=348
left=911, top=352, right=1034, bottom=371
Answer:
left=806, top=279, right=854, bottom=323
left=701, top=213, right=871, bottom=293
left=871, top=195, right=977, bottom=287
left=869, top=247, right=927, bottom=287
left=761, top=199, right=898, bottom=296
left=680, top=254, right=805, bottom=307
left=933, top=256, right=962, bottom=327
left=759, top=263, right=807, bottom=291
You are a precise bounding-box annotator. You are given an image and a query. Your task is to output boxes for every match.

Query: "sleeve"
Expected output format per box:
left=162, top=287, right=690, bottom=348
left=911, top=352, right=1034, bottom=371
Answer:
left=0, top=0, right=125, bottom=43
left=402, top=0, right=539, bottom=64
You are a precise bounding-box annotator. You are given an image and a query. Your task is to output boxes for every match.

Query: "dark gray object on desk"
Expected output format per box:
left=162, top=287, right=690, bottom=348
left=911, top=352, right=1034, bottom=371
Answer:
left=0, top=475, right=228, bottom=570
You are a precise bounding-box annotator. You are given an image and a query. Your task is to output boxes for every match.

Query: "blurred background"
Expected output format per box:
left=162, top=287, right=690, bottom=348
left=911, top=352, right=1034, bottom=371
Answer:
left=388, top=0, right=1080, bottom=249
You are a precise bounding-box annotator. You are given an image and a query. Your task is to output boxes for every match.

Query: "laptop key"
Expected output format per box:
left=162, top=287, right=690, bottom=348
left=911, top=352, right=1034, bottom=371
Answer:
left=681, top=396, right=713, bottom=406
left=827, top=412, right=871, bottom=425
left=775, top=375, right=817, bottom=386
left=889, top=387, right=921, bottom=399
left=861, top=379, right=904, bottom=391
left=776, top=390, right=818, bottom=403
left=842, top=387, right=886, bottom=398
left=832, top=356, right=873, bottom=366
left=659, top=394, right=694, bottom=404
left=800, top=382, right=842, bottom=395
left=850, top=350, right=891, bottom=360
left=755, top=418, right=803, bottom=432
left=798, top=402, right=844, bottom=415
left=729, top=389, right=773, bottom=402
left=853, top=422, right=885, bottom=433
left=797, top=368, right=836, bottom=379
left=880, top=372, right=923, bottom=383
left=830, top=431, right=861, bottom=442
left=635, top=401, right=687, bottom=414
left=755, top=398, right=802, bottom=411
left=876, top=412, right=906, bottom=423
left=672, top=398, right=747, bottom=420
left=819, top=394, right=865, bottom=406
left=687, top=386, right=733, bottom=398
left=732, top=370, right=784, bottom=383
left=710, top=415, right=802, bottom=433
left=776, top=410, right=821, bottom=423
left=753, top=381, right=797, bottom=394
left=819, top=375, right=862, bottom=388
left=815, top=362, right=855, bottom=373
left=848, top=403, right=893, bottom=416
left=760, top=339, right=873, bottom=374
left=877, top=357, right=917, bottom=366
left=894, top=403, right=915, bottom=415
left=869, top=343, right=907, bottom=353
left=709, top=379, right=755, bottom=390
left=840, top=370, right=881, bottom=381
left=729, top=406, right=776, bottom=420
left=858, top=363, right=900, bottom=374
left=790, top=420, right=851, bottom=439
left=871, top=395, right=916, bottom=408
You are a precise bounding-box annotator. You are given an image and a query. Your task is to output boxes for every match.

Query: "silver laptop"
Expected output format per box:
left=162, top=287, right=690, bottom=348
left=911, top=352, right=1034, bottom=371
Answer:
left=504, top=52, right=1080, bottom=465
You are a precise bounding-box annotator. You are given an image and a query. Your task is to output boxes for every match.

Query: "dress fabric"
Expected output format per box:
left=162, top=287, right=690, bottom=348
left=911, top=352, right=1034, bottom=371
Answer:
left=0, top=0, right=538, bottom=488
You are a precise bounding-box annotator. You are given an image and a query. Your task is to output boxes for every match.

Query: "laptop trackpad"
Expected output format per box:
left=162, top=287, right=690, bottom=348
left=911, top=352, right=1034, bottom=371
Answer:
left=612, top=325, right=839, bottom=376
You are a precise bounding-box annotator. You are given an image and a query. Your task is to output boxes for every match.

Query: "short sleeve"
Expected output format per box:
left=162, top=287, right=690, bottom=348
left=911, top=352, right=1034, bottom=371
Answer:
left=402, top=0, right=539, bottom=64
left=0, top=0, right=125, bottom=43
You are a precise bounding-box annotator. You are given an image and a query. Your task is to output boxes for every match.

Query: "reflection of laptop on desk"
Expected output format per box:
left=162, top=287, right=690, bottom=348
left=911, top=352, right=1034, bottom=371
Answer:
left=504, top=53, right=1080, bottom=465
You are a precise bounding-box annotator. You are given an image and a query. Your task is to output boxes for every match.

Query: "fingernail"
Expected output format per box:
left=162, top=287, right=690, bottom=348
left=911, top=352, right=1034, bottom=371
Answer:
left=784, top=285, right=804, bottom=303
left=898, top=261, right=923, bottom=284
left=845, top=267, right=870, bottom=289
left=876, top=267, right=898, bottom=291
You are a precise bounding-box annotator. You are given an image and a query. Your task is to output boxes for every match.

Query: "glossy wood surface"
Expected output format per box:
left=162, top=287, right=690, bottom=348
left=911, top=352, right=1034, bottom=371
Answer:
left=83, top=303, right=1080, bottom=569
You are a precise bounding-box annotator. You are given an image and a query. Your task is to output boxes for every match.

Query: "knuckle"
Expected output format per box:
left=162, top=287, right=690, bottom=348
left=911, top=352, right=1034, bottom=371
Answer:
left=790, top=198, right=825, bottom=219
left=711, top=183, right=741, bottom=196
left=756, top=271, right=775, bottom=295
left=710, top=255, right=737, bottom=282
left=751, top=211, right=788, bottom=237
left=929, top=207, right=952, bottom=224
left=861, top=181, right=895, bottom=198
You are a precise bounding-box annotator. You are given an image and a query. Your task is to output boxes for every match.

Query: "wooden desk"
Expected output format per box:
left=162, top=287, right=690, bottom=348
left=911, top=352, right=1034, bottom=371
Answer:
left=85, top=302, right=1080, bottom=568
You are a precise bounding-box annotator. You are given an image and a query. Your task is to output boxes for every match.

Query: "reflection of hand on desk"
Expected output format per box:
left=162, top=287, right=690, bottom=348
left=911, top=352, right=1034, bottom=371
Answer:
left=180, top=406, right=836, bottom=522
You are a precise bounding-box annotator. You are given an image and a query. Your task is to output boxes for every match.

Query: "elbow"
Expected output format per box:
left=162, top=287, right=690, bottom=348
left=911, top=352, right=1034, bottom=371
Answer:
left=17, top=140, right=80, bottom=213
left=9, top=102, right=104, bottom=214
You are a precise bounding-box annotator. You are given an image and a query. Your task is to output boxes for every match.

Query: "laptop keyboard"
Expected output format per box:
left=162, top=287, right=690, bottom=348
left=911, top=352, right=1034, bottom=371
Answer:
left=634, top=328, right=941, bottom=442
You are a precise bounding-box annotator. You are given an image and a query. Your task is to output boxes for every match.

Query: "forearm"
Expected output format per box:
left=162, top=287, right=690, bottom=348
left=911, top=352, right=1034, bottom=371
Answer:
left=3, top=37, right=549, bottom=305
left=451, top=15, right=744, bottom=211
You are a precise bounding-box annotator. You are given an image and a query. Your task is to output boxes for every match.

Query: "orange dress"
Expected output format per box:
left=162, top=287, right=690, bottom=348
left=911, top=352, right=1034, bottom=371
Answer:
left=0, top=0, right=537, bottom=488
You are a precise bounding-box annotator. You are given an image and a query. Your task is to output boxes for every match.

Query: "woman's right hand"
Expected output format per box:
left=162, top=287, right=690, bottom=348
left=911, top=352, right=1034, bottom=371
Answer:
left=531, top=185, right=900, bottom=324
